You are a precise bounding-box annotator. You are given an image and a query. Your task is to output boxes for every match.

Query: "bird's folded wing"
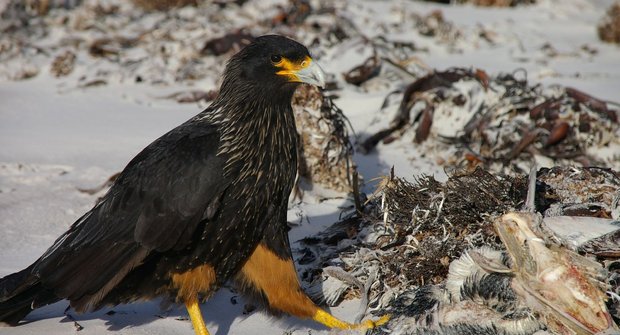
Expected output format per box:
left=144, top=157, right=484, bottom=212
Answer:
left=32, top=118, right=229, bottom=307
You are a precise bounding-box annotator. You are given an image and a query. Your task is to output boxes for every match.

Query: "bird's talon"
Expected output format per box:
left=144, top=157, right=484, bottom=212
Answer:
left=352, top=315, right=390, bottom=330
left=312, top=309, right=390, bottom=331
left=373, top=314, right=390, bottom=327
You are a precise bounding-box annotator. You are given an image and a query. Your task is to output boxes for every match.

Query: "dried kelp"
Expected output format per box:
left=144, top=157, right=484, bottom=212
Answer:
left=50, top=50, right=76, bottom=77
left=299, top=167, right=526, bottom=309
left=599, top=2, right=620, bottom=44
left=300, top=167, right=620, bottom=333
left=131, top=0, right=198, bottom=11
left=344, top=55, right=381, bottom=86
left=360, top=68, right=492, bottom=152
left=537, top=166, right=620, bottom=217
left=374, top=167, right=524, bottom=265
left=200, top=31, right=255, bottom=56
left=270, top=0, right=313, bottom=27
left=364, top=68, right=620, bottom=174
left=609, top=261, right=620, bottom=325
left=0, top=0, right=469, bottom=87
left=453, top=0, right=536, bottom=6
left=293, top=85, right=356, bottom=193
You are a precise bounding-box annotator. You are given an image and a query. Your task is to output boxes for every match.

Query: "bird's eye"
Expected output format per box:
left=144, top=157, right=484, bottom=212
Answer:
left=270, top=55, right=282, bottom=64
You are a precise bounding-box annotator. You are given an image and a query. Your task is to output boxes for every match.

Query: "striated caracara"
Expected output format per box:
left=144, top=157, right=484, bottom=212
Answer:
left=0, top=35, right=387, bottom=335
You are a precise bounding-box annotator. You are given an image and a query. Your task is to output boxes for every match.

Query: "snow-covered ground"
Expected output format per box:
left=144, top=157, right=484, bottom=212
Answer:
left=1, top=0, right=619, bottom=334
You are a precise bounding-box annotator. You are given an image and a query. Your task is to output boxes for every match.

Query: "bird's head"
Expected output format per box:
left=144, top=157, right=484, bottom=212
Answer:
left=219, top=35, right=325, bottom=99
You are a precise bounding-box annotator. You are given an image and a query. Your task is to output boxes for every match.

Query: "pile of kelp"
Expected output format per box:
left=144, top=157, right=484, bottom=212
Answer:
left=298, top=166, right=620, bottom=334
left=361, top=68, right=620, bottom=175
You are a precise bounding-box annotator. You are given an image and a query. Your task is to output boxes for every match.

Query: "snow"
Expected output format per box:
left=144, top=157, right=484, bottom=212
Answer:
left=1, top=0, right=619, bottom=334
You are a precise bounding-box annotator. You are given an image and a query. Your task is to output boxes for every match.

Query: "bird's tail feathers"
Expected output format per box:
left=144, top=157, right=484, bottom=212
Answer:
left=0, top=265, right=59, bottom=326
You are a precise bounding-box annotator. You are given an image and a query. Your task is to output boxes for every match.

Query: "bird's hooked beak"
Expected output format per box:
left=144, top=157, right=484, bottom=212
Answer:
left=276, top=56, right=326, bottom=88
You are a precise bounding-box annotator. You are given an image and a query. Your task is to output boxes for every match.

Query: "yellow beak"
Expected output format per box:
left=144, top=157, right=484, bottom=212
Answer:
left=276, top=57, right=326, bottom=88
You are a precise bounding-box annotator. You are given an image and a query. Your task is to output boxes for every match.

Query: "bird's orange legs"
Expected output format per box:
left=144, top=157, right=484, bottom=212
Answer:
left=185, top=298, right=210, bottom=335
left=238, top=244, right=389, bottom=331
left=172, top=265, right=218, bottom=335
left=173, top=245, right=388, bottom=335
left=182, top=294, right=387, bottom=335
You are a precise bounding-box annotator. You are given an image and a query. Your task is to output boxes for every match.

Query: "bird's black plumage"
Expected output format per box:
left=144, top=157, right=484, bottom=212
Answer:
left=0, top=35, right=321, bottom=326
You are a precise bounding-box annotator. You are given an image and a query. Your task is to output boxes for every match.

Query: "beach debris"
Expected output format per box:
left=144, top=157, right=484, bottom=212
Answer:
left=200, top=31, right=255, bottom=56
left=415, top=9, right=461, bottom=43
left=599, top=1, right=620, bottom=44
left=77, top=78, right=107, bottom=88
left=10, top=65, right=40, bottom=81
left=0, top=0, right=471, bottom=89
left=360, top=68, right=481, bottom=152
left=89, top=36, right=142, bottom=58
left=158, top=89, right=218, bottom=104
left=343, top=55, right=381, bottom=86
left=384, top=213, right=618, bottom=334
left=130, top=0, right=198, bottom=11
left=270, top=0, right=313, bottom=27
left=299, top=166, right=620, bottom=333
left=609, top=261, right=620, bottom=325
left=384, top=247, right=543, bottom=335
left=77, top=172, right=120, bottom=195
left=453, top=0, right=536, bottom=6
left=299, top=167, right=525, bottom=312
left=0, top=0, right=82, bottom=18
left=543, top=216, right=620, bottom=251
left=363, top=68, right=620, bottom=174
left=581, top=229, right=620, bottom=259
left=292, top=85, right=356, bottom=193
left=537, top=166, right=620, bottom=218
left=50, top=50, right=76, bottom=77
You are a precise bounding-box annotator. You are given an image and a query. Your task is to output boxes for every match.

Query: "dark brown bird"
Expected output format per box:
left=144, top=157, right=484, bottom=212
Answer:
left=0, top=35, right=387, bottom=335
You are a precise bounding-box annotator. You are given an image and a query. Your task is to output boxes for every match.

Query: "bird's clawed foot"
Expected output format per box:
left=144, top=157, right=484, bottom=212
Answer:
left=351, top=315, right=390, bottom=330
left=313, top=309, right=390, bottom=331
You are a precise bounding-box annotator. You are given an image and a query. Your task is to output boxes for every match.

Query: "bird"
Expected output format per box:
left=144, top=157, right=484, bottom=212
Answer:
left=0, top=35, right=387, bottom=335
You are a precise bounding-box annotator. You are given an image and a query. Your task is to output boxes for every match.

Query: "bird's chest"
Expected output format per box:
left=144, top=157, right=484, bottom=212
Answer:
left=215, top=103, right=298, bottom=206
left=228, top=136, right=297, bottom=206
